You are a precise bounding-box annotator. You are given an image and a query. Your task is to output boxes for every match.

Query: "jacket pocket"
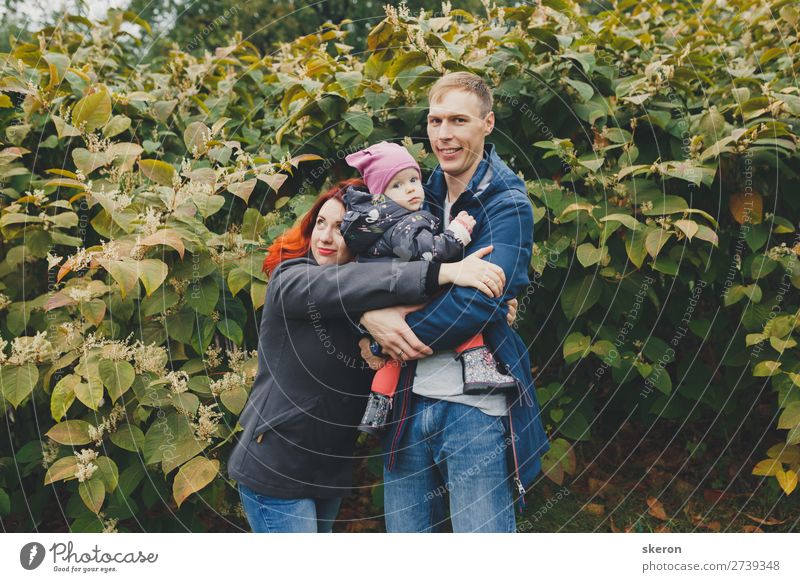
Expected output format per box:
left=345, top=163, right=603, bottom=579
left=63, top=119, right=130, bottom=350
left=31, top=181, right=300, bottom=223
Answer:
left=252, top=394, right=323, bottom=443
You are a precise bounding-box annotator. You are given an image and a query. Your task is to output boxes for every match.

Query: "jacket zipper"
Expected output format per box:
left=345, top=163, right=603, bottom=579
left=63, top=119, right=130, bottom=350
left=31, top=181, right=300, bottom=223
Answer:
left=508, top=411, right=527, bottom=510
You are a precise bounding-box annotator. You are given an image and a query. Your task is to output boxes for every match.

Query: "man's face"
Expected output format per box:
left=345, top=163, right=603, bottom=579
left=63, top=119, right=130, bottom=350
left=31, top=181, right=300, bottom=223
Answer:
left=427, top=90, right=494, bottom=181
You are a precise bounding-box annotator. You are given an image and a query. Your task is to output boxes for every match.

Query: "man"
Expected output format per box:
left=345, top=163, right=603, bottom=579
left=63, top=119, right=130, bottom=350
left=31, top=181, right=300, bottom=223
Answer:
left=359, top=72, right=550, bottom=532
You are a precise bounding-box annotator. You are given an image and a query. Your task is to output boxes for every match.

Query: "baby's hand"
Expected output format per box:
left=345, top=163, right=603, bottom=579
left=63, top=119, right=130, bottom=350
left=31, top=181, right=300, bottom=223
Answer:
left=453, top=211, right=476, bottom=233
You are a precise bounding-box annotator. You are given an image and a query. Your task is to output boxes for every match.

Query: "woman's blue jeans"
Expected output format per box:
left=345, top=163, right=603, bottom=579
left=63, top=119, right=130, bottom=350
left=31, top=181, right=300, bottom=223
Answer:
left=238, top=483, right=342, bottom=533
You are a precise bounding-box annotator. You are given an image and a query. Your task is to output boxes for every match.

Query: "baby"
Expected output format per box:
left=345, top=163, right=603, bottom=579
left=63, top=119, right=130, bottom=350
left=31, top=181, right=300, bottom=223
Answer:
left=341, top=141, right=517, bottom=435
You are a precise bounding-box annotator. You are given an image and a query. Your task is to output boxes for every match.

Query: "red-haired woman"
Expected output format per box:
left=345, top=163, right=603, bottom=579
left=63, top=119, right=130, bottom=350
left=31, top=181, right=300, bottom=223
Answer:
left=227, top=179, right=506, bottom=533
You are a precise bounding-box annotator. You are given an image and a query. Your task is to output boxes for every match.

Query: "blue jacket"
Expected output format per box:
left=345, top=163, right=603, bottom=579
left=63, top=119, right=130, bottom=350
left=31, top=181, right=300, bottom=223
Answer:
left=382, top=143, right=550, bottom=502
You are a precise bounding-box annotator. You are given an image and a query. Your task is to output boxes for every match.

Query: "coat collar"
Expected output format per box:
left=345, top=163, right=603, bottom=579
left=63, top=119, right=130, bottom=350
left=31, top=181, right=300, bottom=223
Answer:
left=424, top=143, right=497, bottom=209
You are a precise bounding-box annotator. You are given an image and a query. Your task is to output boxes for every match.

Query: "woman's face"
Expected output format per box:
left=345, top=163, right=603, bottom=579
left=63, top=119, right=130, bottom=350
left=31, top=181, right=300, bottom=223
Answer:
left=310, top=198, right=353, bottom=266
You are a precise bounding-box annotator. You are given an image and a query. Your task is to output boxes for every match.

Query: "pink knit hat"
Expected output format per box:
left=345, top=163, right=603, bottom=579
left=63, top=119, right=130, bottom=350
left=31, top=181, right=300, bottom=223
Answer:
left=345, top=141, right=421, bottom=195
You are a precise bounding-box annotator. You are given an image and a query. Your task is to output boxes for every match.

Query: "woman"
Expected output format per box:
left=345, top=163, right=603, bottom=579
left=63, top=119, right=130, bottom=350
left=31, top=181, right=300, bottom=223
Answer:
left=227, top=179, right=506, bottom=533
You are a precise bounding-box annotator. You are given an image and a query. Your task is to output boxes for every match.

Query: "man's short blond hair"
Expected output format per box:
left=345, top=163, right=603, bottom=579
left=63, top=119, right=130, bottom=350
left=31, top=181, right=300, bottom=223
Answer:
left=428, top=72, right=493, bottom=117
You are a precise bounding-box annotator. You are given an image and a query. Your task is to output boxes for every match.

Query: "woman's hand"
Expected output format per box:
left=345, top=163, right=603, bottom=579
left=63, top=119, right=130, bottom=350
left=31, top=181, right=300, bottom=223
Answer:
left=506, top=297, right=518, bottom=327
left=359, top=337, right=387, bottom=371
left=439, top=245, right=506, bottom=298
left=359, top=305, right=432, bottom=362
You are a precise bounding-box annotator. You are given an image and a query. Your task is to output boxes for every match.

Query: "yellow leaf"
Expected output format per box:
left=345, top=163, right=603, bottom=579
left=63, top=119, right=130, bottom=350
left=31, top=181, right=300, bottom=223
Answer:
left=173, top=457, right=220, bottom=508
left=752, top=459, right=782, bottom=476
left=776, top=469, right=798, bottom=495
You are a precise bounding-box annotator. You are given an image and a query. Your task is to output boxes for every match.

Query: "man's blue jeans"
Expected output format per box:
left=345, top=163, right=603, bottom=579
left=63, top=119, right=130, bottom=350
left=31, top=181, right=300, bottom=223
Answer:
left=238, top=483, right=341, bottom=533
left=383, top=395, right=516, bottom=532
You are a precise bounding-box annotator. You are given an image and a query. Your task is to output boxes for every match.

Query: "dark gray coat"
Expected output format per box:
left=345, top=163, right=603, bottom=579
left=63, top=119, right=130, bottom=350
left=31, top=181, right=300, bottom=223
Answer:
left=227, top=255, right=432, bottom=499
left=340, top=186, right=465, bottom=262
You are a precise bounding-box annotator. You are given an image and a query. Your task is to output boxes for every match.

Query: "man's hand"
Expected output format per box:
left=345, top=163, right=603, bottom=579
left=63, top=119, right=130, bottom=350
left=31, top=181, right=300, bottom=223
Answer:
left=358, top=337, right=387, bottom=371
left=506, top=297, right=518, bottom=327
left=359, top=304, right=433, bottom=362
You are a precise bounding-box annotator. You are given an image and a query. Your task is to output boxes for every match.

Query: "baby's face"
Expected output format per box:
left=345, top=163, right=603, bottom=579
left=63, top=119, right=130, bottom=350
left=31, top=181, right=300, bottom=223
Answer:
left=383, top=167, right=424, bottom=211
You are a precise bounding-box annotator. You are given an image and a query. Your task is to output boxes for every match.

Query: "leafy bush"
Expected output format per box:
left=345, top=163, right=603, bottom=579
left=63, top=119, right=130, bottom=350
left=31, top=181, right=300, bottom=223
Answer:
left=0, top=0, right=798, bottom=531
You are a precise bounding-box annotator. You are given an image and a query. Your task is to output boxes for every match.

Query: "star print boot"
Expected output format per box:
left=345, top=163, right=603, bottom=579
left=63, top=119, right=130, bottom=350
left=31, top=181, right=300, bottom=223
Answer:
left=358, top=392, right=392, bottom=435
left=459, top=346, right=518, bottom=395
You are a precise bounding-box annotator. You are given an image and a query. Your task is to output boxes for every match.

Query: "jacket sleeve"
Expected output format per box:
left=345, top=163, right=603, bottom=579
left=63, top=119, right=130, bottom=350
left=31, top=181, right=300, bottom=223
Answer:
left=268, top=258, right=431, bottom=320
left=405, top=192, right=533, bottom=349
left=394, top=218, right=465, bottom=263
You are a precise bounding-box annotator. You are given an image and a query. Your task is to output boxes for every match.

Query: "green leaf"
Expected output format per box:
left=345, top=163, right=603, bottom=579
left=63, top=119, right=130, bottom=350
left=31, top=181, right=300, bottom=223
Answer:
left=641, top=195, right=688, bottom=216
left=561, top=275, right=602, bottom=319
left=186, top=277, right=219, bottom=315
left=102, top=115, right=131, bottom=139
left=576, top=243, right=607, bottom=267
left=183, top=121, right=210, bottom=154
left=73, top=377, right=103, bottom=411
left=72, top=90, right=112, bottom=132
left=342, top=111, right=373, bottom=137
left=193, top=193, right=226, bottom=218
left=98, top=259, right=139, bottom=298
left=778, top=402, right=800, bottom=430
left=46, top=420, right=93, bottom=445
left=98, top=359, right=135, bottom=403
left=143, top=412, right=206, bottom=473
left=227, top=267, right=252, bottom=296
left=110, top=423, right=145, bottom=453
left=72, top=148, right=109, bottom=175
left=563, top=332, right=591, bottom=361
left=600, top=213, right=641, bottom=230
left=227, top=178, right=257, bottom=203
left=173, top=456, right=220, bottom=508
left=137, top=259, right=169, bottom=296
left=93, top=456, right=119, bottom=493
left=220, top=385, right=248, bottom=415
left=0, top=363, right=39, bottom=408
left=566, top=78, right=594, bottom=102
left=217, top=319, right=243, bottom=344
left=138, top=159, right=176, bottom=186
left=645, top=228, right=672, bottom=258
left=79, top=478, right=105, bottom=514
left=51, top=375, right=78, bottom=421
left=0, top=488, right=8, bottom=516
left=44, top=456, right=78, bottom=485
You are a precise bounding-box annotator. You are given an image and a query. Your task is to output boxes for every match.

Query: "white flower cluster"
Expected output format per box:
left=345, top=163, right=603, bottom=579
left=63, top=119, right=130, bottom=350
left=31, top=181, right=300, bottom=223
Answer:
left=41, top=438, right=60, bottom=469
left=165, top=370, right=189, bottom=394
left=0, top=293, right=10, bottom=311
left=133, top=341, right=168, bottom=375
left=204, top=345, right=222, bottom=369
left=26, top=189, right=47, bottom=205
left=193, top=403, right=223, bottom=444
left=74, top=448, right=99, bottom=482
left=767, top=243, right=796, bottom=261
left=87, top=404, right=126, bottom=446
left=7, top=331, right=54, bottom=365
left=47, top=251, right=63, bottom=269
left=65, top=248, right=94, bottom=272
left=101, top=336, right=135, bottom=362
left=137, top=207, right=164, bottom=237
left=100, top=513, right=119, bottom=533
left=210, top=371, right=246, bottom=397
left=66, top=287, right=94, bottom=302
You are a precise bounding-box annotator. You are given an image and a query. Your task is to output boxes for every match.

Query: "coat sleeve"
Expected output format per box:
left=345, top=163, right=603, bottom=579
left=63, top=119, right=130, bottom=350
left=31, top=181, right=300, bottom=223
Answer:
left=404, top=192, right=533, bottom=349
left=393, top=217, right=465, bottom=263
left=268, top=258, right=431, bottom=320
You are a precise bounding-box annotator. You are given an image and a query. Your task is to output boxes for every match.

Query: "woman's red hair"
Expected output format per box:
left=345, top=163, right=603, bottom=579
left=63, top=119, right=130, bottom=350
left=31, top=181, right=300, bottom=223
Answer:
left=262, top=178, right=365, bottom=276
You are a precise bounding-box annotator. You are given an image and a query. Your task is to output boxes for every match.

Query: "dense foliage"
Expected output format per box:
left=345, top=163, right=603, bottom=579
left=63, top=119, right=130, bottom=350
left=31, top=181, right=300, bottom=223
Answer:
left=0, top=0, right=798, bottom=531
